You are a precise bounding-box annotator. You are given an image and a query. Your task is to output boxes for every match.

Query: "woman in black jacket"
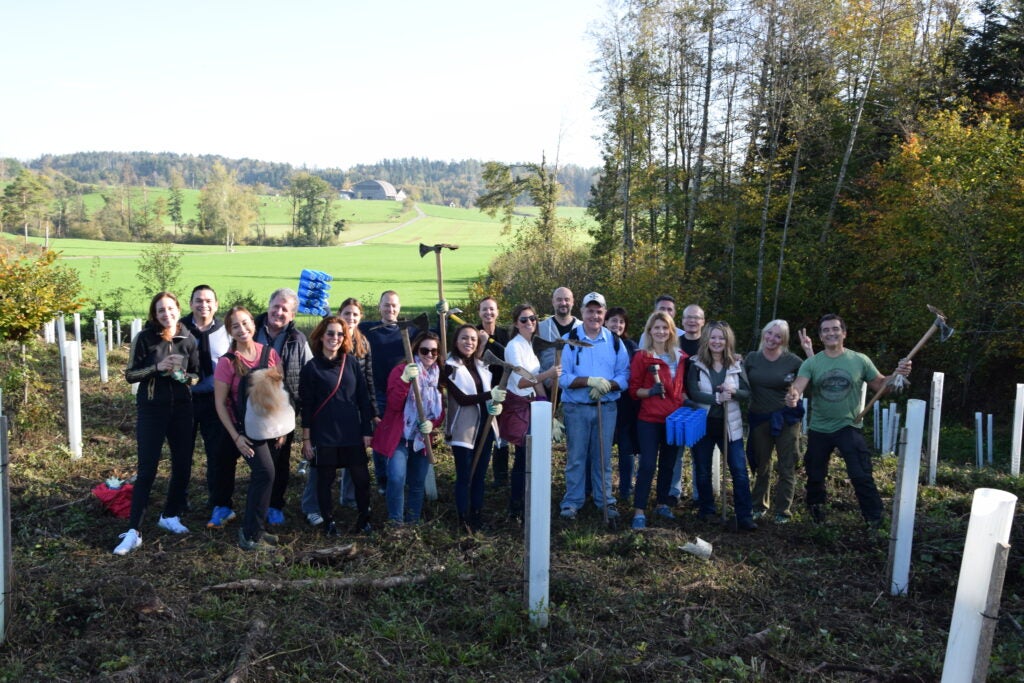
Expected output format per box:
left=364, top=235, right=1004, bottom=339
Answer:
left=113, top=292, right=199, bottom=556
left=300, top=316, right=375, bottom=535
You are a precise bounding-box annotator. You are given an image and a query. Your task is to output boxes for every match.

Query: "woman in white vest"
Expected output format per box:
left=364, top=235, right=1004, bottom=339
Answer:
left=444, top=324, right=505, bottom=533
left=684, top=321, right=757, bottom=530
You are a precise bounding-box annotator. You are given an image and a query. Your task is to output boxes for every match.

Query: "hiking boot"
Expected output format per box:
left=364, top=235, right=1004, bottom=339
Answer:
left=112, top=529, right=141, bottom=556
left=350, top=513, right=372, bottom=535
left=752, top=510, right=766, bottom=521
left=306, top=512, right=324, bottom=527
left=207, top=506, right=236, bottom=528
left=773, top=514, right=791, bottom=525
left=738, top=518, right=759, bottom=532
left=810, top=504, right=827, bottom=524
left=655, top=504, right=675, bottom=520
left=238, top=529, right=277, bottom=551
left=158, top=515, right=189, bottom=534
left=604, top=506, right=620, bottom=520
left=266, top=507, right=285, bottom=525
left=559, top=506, right=577, bottom=520
left=631, top=514, right=647, bottom=530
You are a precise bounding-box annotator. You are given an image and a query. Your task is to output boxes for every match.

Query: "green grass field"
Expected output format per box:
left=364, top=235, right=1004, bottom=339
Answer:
left=9, top=201, right=590, bottom=319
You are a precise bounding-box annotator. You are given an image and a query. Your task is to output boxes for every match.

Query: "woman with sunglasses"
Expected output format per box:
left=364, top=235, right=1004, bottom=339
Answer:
left=113, top=291, right=199, bottom=556
left=501, top=304, right=561, bottom=521
left=627, top=311, right=687, bottom=530
left=371, top=331, right=444, bottom=526
left=685, top=321, right=757, bottom=530
left=300, top=316, right=375, bottom=535
left=300, top=298, right=378, bottom=522
left=444, top=324, right=506, bottom=533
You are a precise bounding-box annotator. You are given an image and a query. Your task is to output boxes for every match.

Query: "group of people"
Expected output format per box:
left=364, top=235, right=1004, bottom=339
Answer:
left=112, top=282, right=911, bottom=555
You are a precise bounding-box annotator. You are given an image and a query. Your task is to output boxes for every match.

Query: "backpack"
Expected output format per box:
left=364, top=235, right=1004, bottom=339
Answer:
left=224, top=344, right=272, bottom=433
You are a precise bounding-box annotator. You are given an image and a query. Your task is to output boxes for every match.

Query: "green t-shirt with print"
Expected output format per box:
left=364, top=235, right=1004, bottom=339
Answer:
left=798, top=349, right=879, bottom=432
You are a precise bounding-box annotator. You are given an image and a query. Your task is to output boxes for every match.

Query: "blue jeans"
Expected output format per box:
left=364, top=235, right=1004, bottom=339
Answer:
left=560, top=401, right=617, bottom=511
left=634, top=420, right=676, bottom=510
left=669, top=449, right=699, bottom=503
left=385, top=440, right=430, bottom=524
left=692, top=420, right=753, bottom=522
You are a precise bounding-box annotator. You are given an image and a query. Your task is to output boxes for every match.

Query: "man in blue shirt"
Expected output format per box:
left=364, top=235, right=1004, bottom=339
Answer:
left=558, top=292, right=631, bottom=519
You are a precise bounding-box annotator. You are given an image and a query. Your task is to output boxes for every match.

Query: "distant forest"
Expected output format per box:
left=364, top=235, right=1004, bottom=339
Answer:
left=19, top=151, right=599, bottom=207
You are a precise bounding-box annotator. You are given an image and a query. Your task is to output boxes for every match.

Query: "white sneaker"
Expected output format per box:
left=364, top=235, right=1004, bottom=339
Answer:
left=306, top=512, right=324, bottom=526
left=112, top=529, right=141, bottom=555
left=158, top=515, right=190, bottom=534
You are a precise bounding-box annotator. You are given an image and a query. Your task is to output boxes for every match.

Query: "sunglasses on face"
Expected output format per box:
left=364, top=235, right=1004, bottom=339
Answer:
left=418, top=347, right=439, bottom=357
left=518, top=315, right=538, bottom=323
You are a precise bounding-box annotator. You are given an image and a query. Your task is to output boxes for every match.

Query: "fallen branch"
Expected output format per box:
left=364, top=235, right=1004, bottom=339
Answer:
left=224, top=618, right=267, bottom=683
left=294, top=543, right=359, bottom=565
left=203, top=565, right=449, bottom=593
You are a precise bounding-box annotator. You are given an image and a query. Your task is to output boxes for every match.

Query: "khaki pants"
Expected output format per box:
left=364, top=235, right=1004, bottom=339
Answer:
left=748, top=419, right=801, bottom=518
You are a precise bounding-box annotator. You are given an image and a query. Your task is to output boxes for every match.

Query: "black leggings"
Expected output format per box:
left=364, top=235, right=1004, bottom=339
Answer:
left=315, top=446, right=371, bottom=523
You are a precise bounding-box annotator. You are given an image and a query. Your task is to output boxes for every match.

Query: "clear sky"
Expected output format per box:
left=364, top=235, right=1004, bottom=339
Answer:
left=0, top=0, right=607, bottom=170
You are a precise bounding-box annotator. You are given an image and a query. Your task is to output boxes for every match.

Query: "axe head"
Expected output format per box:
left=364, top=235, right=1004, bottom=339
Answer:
left=419, top=243, right=460, bottom=257
left=532, top=336, right=594, bottom=352
left=481, top=349, right=538, bottom=383
left=371, top=313, right=429, bottom=334
left=926, top=304, right=955, bottom=342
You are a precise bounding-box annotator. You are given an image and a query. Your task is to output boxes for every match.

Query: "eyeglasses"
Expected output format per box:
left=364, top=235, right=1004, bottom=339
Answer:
left=418, top=347, right=439, bottom=357
left=518, top=315, right=538, bottom=323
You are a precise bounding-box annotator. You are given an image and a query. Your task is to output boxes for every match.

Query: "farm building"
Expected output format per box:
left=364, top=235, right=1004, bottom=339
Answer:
left=351, top=179, right=406, bottom=201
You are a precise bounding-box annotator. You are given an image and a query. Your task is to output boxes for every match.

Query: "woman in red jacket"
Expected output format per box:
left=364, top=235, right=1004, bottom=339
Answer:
left=370, top=331, right=444, bottom=526
left=627, top=311, right=687, bottom=530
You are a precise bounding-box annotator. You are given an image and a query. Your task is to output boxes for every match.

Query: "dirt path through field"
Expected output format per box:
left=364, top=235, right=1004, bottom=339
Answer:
left=343, top=203, right=425, bottom=246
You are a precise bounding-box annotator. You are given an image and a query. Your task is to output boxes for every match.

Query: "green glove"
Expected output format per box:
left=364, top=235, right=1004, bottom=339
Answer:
left=486, top=401, right=502, bottom=416
left=400, top=363, right=419, bottom=383
left=490, top=386, right=507, bottom=403
left=435, top=300, right=449, bottom=315
left=418, top=420, right=432, bottom=434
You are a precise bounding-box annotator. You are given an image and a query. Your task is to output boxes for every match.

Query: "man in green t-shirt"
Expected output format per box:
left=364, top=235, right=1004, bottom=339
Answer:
left=786, top=314, right=911, bottom=527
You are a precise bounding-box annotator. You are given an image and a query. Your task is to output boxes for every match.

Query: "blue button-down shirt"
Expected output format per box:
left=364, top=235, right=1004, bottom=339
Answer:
left=558, top=326, right=630, bottom=404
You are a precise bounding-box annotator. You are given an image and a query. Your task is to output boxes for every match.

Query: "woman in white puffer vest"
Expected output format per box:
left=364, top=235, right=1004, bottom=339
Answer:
left=685, top=321, right=757, bottom=531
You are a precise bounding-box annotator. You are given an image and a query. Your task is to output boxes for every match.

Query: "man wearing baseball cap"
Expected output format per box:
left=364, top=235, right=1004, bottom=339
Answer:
left=557, top=292, right=630, bottom=520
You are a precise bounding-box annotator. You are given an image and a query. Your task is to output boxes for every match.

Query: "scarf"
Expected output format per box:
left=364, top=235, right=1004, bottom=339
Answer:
left=402, top=358, right=442, bottom=452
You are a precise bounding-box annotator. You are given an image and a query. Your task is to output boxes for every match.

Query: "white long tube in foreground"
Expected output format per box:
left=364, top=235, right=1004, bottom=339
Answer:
left=525, top=401, right=551, bottom=628
left=891, top=399, right=926, bottom=596
left=941, top=488, right=1017, bottom=681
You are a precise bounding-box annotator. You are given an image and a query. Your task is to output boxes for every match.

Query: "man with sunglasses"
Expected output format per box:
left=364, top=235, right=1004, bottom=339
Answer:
left=786, top=313, right=911, bottom=528
left=476, top=297, right=512, bottom=488
left=557, top=292, right=631, bottom=520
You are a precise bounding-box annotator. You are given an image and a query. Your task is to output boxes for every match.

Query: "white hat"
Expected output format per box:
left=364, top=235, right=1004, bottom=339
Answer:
left=582, top=292, right=606, bottom=308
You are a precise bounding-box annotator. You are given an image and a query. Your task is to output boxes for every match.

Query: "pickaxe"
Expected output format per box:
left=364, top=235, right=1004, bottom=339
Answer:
left=375, top=313, right=435, bottom=462
left=855, top=304, right=954, bottom=422
left=531, top=336, right=592, bottom=418
left=419, top=243, right=459, bottom=361
left=469, top=349, right=538, bottom=480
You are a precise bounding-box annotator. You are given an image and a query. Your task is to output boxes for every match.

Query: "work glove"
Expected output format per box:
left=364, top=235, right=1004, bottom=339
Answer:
left=551, top=418, right=565, bottom=444
left=418, top=420, right=433, bottom=435
left=647, top=383, right=665, bottom=398
left=586, top=376, right=612, bottom=394
left=489, top=386, right=507, bottom=403
left=400, top=363, right=419, bottom=383
left=435, top=299, right=449, bottom=315
left=486, top=401, right=502, bottom=416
